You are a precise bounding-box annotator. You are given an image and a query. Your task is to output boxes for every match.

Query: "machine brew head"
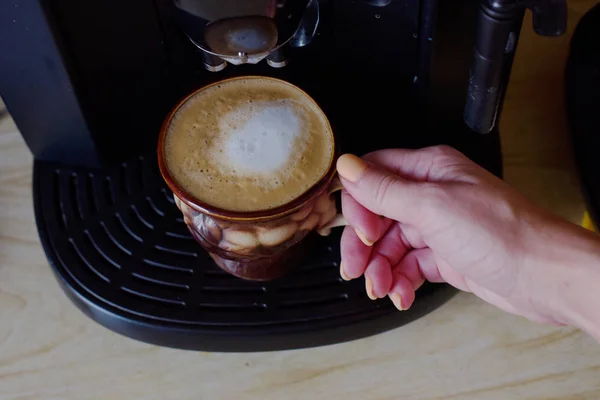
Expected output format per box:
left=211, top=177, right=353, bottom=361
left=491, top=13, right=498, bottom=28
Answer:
left=172, top=0, right=319, bottom=71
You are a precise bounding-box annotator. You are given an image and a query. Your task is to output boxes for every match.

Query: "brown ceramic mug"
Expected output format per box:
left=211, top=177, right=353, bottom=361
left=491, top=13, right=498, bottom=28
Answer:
left=157, top=76, right=347, bottom=281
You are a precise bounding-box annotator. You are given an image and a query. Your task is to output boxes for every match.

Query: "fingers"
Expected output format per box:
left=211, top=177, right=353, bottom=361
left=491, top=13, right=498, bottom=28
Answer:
left=372, top=223, right=428, bottom=264
left=369, top=223, right=412, bottom=269
left=393, top=249, right=428, bottom=290
left=341, top=189, right=390, bottom=246
left=387, top=249, right=431, bottom=310
left=337, top=154, right=428, bottom=225
left=403, top=248, right=443, bottom=284
left=340, top=222, right=431, bottom=308
left=339, top=231, right=396, bottom=300
left=341, top=222, right=410, bottom=287
left=364, top=254, right=393, bottom=299
left=388, top=275, right=415, bottom=311
left=339, top=226, right=372, bottom=280
left=398, top=223, right=427, bottom=249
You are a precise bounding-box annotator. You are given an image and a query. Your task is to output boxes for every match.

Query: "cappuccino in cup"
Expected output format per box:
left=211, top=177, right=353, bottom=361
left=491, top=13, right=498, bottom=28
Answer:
left=159, top=76, right=345, bottom=280
left=164, top=77, right=334, bottom=212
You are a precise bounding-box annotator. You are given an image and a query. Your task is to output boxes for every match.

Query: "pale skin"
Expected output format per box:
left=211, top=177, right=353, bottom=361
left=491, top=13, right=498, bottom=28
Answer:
left=336, top=145, right=600, bottom=341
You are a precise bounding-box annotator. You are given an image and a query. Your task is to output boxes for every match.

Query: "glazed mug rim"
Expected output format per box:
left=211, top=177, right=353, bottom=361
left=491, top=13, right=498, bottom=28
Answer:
left=157, top=75, right=337, bottom=222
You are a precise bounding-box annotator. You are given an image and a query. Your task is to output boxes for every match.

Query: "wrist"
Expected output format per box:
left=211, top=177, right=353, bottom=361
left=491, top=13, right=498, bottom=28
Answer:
left=525, top=216, right=600, bottom=339
left=555, top=238, right=600, bottom=340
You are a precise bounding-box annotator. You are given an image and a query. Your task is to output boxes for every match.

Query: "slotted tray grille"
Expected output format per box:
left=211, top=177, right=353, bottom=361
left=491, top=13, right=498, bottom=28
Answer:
left=33, top=153, right=456, bottom=351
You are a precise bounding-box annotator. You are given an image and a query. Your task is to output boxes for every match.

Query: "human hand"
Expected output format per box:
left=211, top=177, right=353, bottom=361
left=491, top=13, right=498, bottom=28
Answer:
left=337, top=145, right=600, bottom=332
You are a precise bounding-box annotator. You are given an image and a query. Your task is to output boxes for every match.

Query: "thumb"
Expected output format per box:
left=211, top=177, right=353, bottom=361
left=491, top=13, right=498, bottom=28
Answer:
left=336, top=153, right=427, bottom=225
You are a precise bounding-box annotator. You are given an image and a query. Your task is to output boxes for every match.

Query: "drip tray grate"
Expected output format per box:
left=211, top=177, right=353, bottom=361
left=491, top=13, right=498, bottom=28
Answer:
left=33, top=153, right=456, bottom=352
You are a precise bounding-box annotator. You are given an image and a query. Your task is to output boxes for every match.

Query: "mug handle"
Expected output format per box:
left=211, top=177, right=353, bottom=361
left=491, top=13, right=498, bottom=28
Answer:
left=317, top=176, right=349, bottom=236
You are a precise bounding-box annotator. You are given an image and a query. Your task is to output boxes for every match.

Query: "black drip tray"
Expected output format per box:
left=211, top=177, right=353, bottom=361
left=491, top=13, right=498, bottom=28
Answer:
left=33, top=153, right=456, bottom=352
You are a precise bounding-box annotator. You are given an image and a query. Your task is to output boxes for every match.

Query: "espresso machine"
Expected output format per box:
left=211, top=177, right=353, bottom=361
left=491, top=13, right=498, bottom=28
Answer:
left=0, top=0, right=566, bottom=351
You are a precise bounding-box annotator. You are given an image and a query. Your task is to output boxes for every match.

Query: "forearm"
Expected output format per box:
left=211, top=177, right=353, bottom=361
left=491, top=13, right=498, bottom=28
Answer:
left=527, top=216, right=600, bottom=340
left=554, top=228, right=600, bottom=340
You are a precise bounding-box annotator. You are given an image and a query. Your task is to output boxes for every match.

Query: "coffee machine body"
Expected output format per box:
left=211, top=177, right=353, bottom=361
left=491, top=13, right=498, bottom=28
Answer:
left=2, top=0, right=561, bottom=167
left=0, top=0, right=566, bottom=351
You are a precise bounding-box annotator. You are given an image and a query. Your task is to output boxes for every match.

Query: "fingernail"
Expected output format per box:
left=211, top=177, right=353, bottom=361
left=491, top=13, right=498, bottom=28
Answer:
left=340, top=261, right=351, bottom=281
left=365, top=276, right=377, bottom=300
left=390, top=293, right=405, bottom=310
left=355, top=229, right=374, bottom=246
left=337, top=154, right=367, bottom=183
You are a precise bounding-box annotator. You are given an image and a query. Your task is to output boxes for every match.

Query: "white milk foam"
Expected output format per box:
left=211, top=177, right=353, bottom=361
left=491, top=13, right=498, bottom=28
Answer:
left=218, top=102, right=302, bottom=175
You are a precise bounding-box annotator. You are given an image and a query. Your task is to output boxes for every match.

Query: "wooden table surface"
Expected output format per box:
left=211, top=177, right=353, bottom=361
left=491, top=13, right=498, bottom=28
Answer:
left=1, top=2, right=600, bottom=398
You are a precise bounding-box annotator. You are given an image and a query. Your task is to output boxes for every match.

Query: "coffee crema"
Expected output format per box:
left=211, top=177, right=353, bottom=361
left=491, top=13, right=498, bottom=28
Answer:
left=164, top=77, right=334, bottom=212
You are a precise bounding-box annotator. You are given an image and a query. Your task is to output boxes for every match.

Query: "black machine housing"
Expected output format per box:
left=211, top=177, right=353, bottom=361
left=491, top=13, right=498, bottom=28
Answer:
left=1, top=0, right=565, bottom=168
left=1, top=0, right=568, bottom=166
left=0, top=0, right=566, bottom=351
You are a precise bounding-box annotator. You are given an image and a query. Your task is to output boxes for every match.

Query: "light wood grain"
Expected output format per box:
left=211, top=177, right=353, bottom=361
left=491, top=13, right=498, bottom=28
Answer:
left=1, top=2, right=600, bottom=398
left=501, top=1, right=592, bottom=223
